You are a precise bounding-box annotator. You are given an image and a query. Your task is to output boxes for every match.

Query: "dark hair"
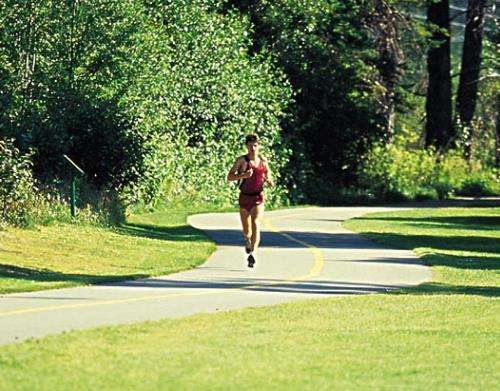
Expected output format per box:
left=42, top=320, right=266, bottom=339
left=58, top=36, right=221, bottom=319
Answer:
left=245, top=133, right=259, bottom=144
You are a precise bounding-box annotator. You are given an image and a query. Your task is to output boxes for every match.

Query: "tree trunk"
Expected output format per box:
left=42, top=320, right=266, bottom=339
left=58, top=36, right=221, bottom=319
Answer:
left=374, top=0, right=403, bottom=143
left=425, top=0, right=453, bottom=150
left=456, top=0, right=486, bottom=160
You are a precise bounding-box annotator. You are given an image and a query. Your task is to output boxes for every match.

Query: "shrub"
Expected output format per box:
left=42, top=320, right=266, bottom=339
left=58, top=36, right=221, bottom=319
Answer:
left=358, top=144, right=498, bottom=202
left=432, top=181, right=454, bottom=200
left=457, top=172, right=499, bottom=197
left=116, top=0, right=292, bottom=207
left=0, top=0, right=291, bottom=210
left=24, top=181, right=126, bottom=227
left=358, top=144, right=437, bottom=201
left=414, top=188, right=439, bottom=201
left=0, top=143, right=124, bottom=228
left=0, top=139, right=34, bottom=227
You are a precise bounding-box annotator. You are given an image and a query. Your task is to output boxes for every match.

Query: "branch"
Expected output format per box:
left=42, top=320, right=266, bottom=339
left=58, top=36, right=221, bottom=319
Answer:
left=450, top=10, right=467, bottom=22
left=451, top=65, right=493, bottom=79
left=478, top=73, right=500, bottom=82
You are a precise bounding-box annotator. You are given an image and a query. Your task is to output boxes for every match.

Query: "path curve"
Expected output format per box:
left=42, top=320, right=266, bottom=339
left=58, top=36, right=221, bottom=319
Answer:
left=0, top=207, right=431, bottom=345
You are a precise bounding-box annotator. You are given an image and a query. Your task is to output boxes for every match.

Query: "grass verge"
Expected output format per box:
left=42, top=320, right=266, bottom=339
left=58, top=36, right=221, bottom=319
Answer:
left=344, top=207, right=499, bottom=296
left=0, top=204, right=227, bottom=294
left=0, top=207, right=498, bottom=389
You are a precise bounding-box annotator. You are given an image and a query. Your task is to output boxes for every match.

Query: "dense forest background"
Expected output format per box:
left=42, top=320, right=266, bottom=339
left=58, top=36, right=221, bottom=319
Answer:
left=0, top=0, right=498, bottom=226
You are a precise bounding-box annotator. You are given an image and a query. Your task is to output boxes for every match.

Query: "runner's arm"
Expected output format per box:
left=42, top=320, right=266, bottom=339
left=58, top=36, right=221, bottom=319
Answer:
left=264, top=159, right=274, bottom=187
left=227, top=157, right=250, bottom=182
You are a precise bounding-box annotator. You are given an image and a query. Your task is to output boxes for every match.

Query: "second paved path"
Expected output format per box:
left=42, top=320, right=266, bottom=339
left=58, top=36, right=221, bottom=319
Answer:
left=0, top=207, right=431, bottom=345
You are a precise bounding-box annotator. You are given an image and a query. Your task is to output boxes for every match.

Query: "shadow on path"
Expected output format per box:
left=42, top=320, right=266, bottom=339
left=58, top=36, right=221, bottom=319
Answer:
left=200, top=228, right=390, bottom=250
left=103, top=276, right=499, bottom=298
left=105, top=277, right=406, bottom=295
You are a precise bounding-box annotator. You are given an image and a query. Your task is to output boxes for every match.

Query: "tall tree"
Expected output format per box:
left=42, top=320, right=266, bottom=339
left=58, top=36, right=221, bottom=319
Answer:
left=425, top=0, right=453, bottom=149
left=456, top=0, right=487, bottom=159
left=368, top=0, right=406, bottom=141
left=225, top=0, right=399, bottom=203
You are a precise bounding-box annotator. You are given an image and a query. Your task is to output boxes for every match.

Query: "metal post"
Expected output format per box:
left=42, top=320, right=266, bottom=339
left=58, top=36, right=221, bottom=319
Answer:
left=63, top=155, right=84, bottom=219
left=70, top=174, right=76, bottom=218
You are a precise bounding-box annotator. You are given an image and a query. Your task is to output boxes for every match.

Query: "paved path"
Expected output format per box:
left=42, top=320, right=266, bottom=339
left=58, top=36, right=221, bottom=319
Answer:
left=0, top=207, right=431, bottom=345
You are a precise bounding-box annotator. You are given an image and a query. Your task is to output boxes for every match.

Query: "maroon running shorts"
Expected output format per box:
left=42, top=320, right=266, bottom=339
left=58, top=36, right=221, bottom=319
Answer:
left=238, top=192, right=264, bottom=212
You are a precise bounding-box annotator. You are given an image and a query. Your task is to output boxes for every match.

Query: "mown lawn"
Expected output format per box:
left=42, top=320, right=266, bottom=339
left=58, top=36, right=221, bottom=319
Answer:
left=0, top=205, right=222, bottom=294
left=0, top=207, right=498, bottom=390
left=344, top=207, right=499, bottom=295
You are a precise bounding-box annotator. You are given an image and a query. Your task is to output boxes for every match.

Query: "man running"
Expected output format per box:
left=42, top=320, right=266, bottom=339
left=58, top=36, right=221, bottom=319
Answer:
left=227, top=133, right=274, bottom=267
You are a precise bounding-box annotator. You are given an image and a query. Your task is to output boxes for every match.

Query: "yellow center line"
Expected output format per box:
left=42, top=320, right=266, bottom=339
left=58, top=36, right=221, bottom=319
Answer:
left=261, top=216, right=324, bottom=282
left=0, top=290, right=226, bottom=317
left=0, top=212, right=324, bottom=317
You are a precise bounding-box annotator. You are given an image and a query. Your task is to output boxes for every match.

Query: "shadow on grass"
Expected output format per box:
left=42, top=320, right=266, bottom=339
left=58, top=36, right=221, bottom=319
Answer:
left=115, top=222, right=209, bottom=242
left=356, top=215, right=500, bottom=231
left=0, top=219, right=211, bottom=291
left=0, top=263, right=147, bottom=286
left=350, top=212, right=499, bottom=297
left=389, top=282, right=500, bottom=297
left=357, top=231, right=500, bottom=260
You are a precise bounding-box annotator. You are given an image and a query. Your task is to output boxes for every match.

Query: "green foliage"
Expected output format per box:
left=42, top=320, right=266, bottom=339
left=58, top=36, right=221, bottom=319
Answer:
left=115, top=0, right=292, bottom=206
left=0, top=139, right=34, bottom=227
left=0, top=136, right=124, bottom=228
left=0, top=0, right=140, bottom=185
left=358, top=144, right=499, bottom=201
left=23, top=184, right=126, bottom=228
left=0, top=0, right=291, bottom=211
left=226, top=0, right=392, bottom=203
left=457, top=172, right=500, bottom=197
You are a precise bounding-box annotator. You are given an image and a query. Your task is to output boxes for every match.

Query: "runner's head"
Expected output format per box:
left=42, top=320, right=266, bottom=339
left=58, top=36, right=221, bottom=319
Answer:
left=245, top=133, right=260, bottom=155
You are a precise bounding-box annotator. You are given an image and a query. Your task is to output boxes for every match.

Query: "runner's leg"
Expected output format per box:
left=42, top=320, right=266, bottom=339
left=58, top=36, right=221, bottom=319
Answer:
left=239, top=208, right=252, bottom=249
left=250, top=203, right=265, bottom=252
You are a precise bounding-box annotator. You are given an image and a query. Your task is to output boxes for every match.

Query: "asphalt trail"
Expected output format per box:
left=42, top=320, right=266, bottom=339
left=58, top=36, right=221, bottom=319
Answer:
left=0, top=207, right=431, bottom=345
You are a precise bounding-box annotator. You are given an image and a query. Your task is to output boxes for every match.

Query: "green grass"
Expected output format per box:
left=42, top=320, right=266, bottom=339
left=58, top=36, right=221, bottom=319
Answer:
left=0, top=207, right=498, bottom=389
left=344, top=207, right=499, bottom=296
left=0, top=204, right=226, bottom=294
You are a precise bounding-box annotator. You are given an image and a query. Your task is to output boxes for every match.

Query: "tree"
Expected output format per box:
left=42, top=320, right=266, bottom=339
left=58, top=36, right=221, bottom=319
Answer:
left=367, top=0, right=406, bottom=140
left=425, top=0, right=454, bottom=149
left=456, top=0, right=487, bottom=159
left=225, top=0, right=399, bottom=203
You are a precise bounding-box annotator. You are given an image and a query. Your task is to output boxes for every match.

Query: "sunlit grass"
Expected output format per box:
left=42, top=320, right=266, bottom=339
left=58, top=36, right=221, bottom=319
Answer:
left=0, top=207, right=498, bottom=389
left=0, top=205, right=222, bottom=294
left=344, top=207, right=499, bottom=294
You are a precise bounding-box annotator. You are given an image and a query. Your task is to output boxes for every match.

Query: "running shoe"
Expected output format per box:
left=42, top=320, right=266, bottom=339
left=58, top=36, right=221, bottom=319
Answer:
left=245, top=238, right=253, bottom=254
left=247, top=253, right=256, bottom=268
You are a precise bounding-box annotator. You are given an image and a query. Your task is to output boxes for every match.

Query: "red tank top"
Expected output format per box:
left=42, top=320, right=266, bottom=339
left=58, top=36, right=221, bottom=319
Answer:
left=240, top=156, right=267, bottom=195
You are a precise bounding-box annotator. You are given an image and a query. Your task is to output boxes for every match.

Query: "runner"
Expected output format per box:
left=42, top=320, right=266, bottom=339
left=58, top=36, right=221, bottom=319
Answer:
left=227, top=133, right=274, bottom=267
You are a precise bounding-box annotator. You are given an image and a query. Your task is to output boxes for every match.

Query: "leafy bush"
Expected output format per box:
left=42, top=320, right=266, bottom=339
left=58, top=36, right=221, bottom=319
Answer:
left=358, top=144, right=437, bottom=200
left=358, top=144, right=499, bottom=201
left=0, top=138, right=124, bottom=228
left=414, top=188, right=439, bottom=201
left=0, top=0, right=291, bottom=209
left=0, top=139, right=34, bottom=226
left=114, top=0, right=292, bottom=207
left=457, top=172, right=500, bottom=197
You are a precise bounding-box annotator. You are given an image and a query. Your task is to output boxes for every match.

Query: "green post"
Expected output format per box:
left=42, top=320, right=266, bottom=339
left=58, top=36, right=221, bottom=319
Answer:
left=63, top=154, right=85, bottom=220
left=70, top=174, right=76, bottom=218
